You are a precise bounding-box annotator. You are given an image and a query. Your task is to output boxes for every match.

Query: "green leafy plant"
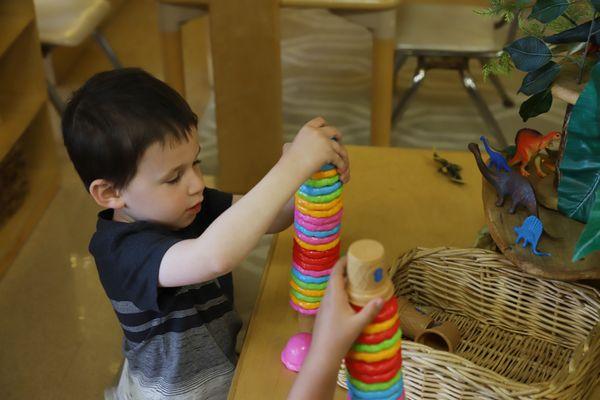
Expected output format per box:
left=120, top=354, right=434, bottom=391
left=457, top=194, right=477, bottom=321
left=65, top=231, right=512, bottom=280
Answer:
left=482, top=1, right=600, bottom=260
left=481, top=0, right=597, bottom=121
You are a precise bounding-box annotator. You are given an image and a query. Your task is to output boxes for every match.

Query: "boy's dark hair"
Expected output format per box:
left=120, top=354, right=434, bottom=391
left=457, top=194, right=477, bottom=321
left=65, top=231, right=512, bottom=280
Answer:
left=62, top=68, right=198, bottom=190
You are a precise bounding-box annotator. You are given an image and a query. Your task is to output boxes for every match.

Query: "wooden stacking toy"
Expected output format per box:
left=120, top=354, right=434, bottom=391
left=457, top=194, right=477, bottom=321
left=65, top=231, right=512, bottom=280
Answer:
left=289, top=163, right=343, bottom=330
left=345, top=239, right=404, bottom=400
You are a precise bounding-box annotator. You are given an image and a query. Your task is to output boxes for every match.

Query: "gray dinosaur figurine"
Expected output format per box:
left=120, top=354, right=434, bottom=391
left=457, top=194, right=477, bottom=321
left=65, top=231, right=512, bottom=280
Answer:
left=468, top=143, right=538, bottom=216
left=514, top=215, right=550, bottom=256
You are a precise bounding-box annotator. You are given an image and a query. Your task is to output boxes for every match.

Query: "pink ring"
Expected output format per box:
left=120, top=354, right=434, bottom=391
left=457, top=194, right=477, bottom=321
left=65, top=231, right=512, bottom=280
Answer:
left=289, top=300, right=318, bottom=315
left=295, top=231, right=340, bottom=245
left=294, top=209, right=343, bottom=226
left=293, top=263, right=333, bottom=277
left=295, top=218, right=341, bottom=232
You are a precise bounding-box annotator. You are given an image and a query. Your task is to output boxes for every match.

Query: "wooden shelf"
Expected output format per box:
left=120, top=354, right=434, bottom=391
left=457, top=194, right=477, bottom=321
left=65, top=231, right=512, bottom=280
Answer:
left=0, top=0, right=59, bottom=279
left=0, top=107, right=59, bottom=278
left=0, top=16, right=34, bottom=58
left=0, top=22, right=47, bottom=161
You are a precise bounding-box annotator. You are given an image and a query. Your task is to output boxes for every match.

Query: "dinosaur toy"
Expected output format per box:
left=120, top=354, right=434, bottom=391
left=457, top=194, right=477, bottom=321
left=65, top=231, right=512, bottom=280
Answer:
left=433, top=151, right=464, bottom=184
left=469, top=143, right=538, bottom=216
left=509, top=128, right=562, bottom=177
left=514, top=215, right=550, bottom=256
left=480, top=136, right=510, bottom=172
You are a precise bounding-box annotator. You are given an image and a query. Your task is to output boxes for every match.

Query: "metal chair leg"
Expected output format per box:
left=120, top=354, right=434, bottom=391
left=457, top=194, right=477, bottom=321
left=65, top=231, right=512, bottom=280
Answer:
left=392, top=56, right=427, bottom=124
left=47, top=81, right=66, bottom=116
left=459, top=67, right=508, bottom=148
left=93, top=30, right=123, bottom=69
left=488, top=74, right=515, bottom=108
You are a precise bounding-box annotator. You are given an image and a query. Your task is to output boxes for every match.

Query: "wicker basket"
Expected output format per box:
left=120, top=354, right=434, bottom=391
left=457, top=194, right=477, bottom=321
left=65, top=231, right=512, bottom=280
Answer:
left=338, top=247, right=600, bottom=399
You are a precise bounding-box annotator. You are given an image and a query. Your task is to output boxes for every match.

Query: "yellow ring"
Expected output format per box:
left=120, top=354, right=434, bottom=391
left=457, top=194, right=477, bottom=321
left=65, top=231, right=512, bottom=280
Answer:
left=290, top=280, right=326, bottom=297
left=290, top=294, right=320, bottom=309
left=347, top=339, right=401, bottom=362
left=295, top=195, right=342, bottom=211
left=295, top=201, right=343, bottom=218
left=294, top=236, right=340, bottom=251
left=311, top=169, right=338, bottom=180
left=362, top=313, right=399, bottom=335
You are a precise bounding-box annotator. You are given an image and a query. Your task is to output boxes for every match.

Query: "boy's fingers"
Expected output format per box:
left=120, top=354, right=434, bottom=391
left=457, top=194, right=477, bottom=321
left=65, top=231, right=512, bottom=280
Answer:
left=330, top=256, right=347, bottom=280
left=353, top=298, right=384, bottom=328
left=320, top=126, right=342, bottom=141
left=307, top=116, right=326, bottom=128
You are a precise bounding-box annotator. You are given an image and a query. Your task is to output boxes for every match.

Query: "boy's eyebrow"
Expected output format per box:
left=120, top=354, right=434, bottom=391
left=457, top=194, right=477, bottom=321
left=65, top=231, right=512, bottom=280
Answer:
left=161, top=145, right=202, bottom=179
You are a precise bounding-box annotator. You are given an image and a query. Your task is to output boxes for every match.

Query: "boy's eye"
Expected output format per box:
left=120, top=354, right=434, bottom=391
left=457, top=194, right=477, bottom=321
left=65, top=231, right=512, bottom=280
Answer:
left=166, top=175, right=181, bottom=184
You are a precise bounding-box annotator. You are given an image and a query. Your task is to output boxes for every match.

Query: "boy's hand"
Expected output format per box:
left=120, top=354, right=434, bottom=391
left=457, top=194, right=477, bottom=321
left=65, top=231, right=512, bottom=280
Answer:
left=310, top=257, right=383, bottom=362
left=283, top=117, right=350, bottom=182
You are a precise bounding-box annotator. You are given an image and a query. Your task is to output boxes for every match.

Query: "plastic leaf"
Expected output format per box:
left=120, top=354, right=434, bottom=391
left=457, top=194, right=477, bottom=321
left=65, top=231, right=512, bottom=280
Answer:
left=519, top=89, right=553, bottom=121
left=591, top=0, right=600, bottom=12
left=558, top=62, right=600, bottom=223
left=529, top=0, right=569, bottom=23
left=572, top=187, right=600, bottom=260
left=505, top=36, right=552, bottom=72
left=544, top=18, right=600, bottom=44
left=518, top=61, right=561, bottom=95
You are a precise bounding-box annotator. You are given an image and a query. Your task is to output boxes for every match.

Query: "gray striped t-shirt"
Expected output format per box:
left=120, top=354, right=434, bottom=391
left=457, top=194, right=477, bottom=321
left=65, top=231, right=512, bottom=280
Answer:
left=90, top=188, right=242, bottom=399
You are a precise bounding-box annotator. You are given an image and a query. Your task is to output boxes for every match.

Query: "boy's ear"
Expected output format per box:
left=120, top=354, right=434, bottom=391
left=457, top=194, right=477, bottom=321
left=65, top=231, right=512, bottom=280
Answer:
left=89, top=179, right=125, bottom=209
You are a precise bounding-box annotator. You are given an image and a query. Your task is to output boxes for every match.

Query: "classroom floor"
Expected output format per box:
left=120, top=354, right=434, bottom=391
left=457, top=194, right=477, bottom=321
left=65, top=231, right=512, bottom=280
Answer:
left=1, top=0, right=598, bottom=399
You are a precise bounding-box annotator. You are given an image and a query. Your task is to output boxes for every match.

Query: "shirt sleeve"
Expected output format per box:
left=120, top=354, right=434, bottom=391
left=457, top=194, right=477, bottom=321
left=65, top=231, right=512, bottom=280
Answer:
left=91, top=223, right=180, bottom=312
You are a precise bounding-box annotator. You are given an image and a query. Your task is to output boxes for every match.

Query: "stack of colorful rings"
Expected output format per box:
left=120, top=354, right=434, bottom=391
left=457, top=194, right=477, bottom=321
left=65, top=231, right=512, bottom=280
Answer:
left=289, top=163, right=343, bottom=315
left=345, top=296, right=404, bottom=400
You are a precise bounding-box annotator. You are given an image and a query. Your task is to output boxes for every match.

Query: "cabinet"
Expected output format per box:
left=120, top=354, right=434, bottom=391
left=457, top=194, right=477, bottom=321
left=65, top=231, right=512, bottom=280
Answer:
left=0, top=0, right=59, bottom=277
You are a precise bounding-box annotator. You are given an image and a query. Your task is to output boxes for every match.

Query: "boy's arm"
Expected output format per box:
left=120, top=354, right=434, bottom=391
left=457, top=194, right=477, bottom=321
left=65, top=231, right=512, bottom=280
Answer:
left=234, top=194, right=294, bottom=234
left=158, top=117, right=346, bottom=287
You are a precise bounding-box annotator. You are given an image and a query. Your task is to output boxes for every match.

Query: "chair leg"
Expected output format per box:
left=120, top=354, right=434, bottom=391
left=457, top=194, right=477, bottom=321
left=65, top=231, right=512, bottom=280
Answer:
left=93, top=30, right=123, bottom=69
left=479, top=59, right=514, bottom=108
left=47, top=81, right=66, bottom=116
left=459, top=68, right=508, bottom=148
left=392, top=56, right=427, bottom=124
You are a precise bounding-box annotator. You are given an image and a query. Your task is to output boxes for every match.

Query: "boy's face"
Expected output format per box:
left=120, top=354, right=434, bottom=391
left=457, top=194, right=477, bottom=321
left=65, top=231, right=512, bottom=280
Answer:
left=115, top=130, right=205, bottom=229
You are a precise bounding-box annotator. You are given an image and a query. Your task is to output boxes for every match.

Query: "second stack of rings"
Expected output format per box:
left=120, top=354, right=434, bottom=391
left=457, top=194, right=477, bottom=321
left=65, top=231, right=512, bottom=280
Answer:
left=290, top=163, right=343, bottom=315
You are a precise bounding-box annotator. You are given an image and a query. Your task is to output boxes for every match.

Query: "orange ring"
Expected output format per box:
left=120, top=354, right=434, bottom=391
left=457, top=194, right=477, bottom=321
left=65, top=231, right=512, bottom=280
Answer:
left=294, top=235, right=340, bottom=251
left=311, top=169, right=338, bottom=180
left=294, top=201, right=342, bottom=218
left=290, top=294, right=320, bottom=309
left=295, top=195, right=342, bottom=211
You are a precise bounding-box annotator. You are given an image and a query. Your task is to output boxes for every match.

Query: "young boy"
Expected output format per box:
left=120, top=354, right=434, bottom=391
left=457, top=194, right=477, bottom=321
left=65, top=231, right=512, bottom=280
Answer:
left=61, top=68, right=349, bottom=400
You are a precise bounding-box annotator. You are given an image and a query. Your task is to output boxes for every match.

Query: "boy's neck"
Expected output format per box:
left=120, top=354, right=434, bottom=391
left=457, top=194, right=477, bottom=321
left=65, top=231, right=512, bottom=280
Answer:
left=113, top=208, right=135, bottom=223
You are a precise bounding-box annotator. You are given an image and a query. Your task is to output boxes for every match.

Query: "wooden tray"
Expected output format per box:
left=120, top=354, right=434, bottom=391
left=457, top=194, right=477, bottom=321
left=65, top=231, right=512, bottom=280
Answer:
left=482, top=179, right=600, bottom=280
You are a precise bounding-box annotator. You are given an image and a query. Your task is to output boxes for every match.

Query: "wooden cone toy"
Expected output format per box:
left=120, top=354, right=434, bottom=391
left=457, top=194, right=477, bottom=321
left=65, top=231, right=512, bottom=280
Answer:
left=345, top=239, right=405, bottom=400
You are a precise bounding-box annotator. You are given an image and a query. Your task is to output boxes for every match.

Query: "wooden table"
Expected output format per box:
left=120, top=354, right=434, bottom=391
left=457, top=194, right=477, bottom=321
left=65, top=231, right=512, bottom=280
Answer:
left=157, top=0, right=399, bottom=193
left=228, top=145, right=485, bottom=399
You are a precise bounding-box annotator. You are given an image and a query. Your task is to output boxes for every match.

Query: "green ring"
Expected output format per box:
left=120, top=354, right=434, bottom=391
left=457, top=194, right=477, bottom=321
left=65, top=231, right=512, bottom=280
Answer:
left=351, top=330, right=402, bottom=353
left=291, top=274, right=329, bottom=290
left=305, top=175, right=339, bottom=188
left=290, top=288, right=322, bottom=303
left=348, top=370, right=402, bottom=392
left=297, top=187, right=343, bottom=203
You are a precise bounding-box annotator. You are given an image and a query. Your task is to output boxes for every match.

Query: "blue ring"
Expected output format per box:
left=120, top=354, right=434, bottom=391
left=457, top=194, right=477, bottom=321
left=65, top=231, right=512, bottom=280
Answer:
left=291, top=267, right=330, bottom=283
left=347, top=376, right=403, bottom=399
left=320, top=164, right=335, bottom=171
left=299, top=181, right=342, bottom=196
left=294, top=222, right=340, bottom=238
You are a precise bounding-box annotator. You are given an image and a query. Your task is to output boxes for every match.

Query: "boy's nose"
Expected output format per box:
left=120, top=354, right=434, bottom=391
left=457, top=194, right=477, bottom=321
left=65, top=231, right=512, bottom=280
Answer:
left=189, top=170, right=205, bottom=195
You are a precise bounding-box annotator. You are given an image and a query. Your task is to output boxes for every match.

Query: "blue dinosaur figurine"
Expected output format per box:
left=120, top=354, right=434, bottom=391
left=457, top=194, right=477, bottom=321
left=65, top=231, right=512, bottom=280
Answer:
left=514, top=215, right=550, bottom=256
left=480, top=135, right=511, bottom=172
